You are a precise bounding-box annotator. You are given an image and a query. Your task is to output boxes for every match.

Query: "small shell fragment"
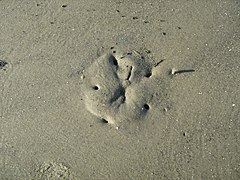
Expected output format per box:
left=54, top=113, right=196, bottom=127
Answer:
left=171, top=68, right=177, bottom=75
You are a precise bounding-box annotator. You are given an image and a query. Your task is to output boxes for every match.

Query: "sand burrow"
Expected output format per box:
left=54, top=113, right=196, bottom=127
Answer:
left=83, top=50, right=159, bottom=126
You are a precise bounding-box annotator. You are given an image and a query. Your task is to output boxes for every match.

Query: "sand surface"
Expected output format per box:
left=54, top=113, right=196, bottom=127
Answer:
left=0, top=0, right=240, bottom=179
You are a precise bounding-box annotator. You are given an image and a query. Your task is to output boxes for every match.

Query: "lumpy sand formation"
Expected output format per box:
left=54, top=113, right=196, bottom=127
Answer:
left=83, top=49, right=168, bottom=127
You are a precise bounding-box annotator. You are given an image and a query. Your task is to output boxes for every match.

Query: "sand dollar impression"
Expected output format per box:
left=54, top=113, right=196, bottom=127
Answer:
left=83, top=50, right=164, bottom=127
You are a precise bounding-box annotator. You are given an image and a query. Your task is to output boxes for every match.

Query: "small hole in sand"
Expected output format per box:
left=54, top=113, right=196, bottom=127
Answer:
left=143, top=104, right=150, bottom=110
left=93, top=86, right=99, bottom=90
left=0, top=60, right=8, bottom=69
left=101, top=119, right=108, bottom=124
left=145, top=72, right=152, bottom=78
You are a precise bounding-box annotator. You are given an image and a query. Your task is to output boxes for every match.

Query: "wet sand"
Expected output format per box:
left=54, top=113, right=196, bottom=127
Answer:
left=0, top=0, right=239, bottom=179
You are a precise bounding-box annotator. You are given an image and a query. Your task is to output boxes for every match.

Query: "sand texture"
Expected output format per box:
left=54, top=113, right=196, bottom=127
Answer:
left=0, top=0, right=240, bottom=179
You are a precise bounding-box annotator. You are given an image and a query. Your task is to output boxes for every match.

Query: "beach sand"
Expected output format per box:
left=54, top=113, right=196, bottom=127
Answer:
left=0, top=0, right=239, bottom=179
